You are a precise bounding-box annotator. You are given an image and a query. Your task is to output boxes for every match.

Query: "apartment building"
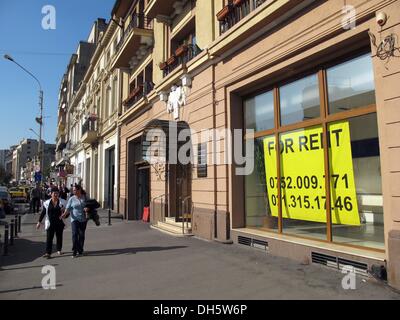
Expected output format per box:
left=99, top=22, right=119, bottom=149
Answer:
left=4, top=146, right=16, bottom=178
left=11, top=139, right=39, bottom=182
left=79, top=17, right=122, bottom=209
left=57, top=19, right=107, bottom=189
left=57, top=0, right=400, bottom=289
left=0, top=150, right=7, bottom=169
left=110, top=0, right=400, bottom=289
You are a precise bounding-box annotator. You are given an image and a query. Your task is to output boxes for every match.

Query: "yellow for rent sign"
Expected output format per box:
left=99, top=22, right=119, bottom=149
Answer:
left=263, top=121, right=360, bottom=226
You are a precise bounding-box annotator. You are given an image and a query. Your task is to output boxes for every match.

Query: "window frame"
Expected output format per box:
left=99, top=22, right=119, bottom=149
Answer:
left=243, top=51, right=381, bottom=252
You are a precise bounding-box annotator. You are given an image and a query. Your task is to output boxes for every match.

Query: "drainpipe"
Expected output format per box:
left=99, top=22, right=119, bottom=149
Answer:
left=212, top=62, right=218, bottom=240
left=117, top=69, right=124, bottom=218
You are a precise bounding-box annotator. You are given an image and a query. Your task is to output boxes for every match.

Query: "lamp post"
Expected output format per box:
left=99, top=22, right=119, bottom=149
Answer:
left=4, top=54, right=44, bottom=183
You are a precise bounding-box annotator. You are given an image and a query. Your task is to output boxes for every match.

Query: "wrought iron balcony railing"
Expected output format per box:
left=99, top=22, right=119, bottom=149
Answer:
left=82, top=118, right=97, bottom=136
left=160, top=44, right=202, bottom=77
left=115, top=14, right=153, bottom=54
left=123, top=81, right=155, bottom=109
left=218, top=0, right=267, bottom=35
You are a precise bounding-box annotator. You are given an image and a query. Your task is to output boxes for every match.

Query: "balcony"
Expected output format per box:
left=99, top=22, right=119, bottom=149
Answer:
left=112, top=14, right=154, bottom=69
left=218, top=0, right=267, bottom=34
left=145, top=0, right=181, bottom=19
left=123, top=81, right=155, bottom=110
left=81, top=118, right=98, bottom=144
left=160, top=44, right=202, bottom=77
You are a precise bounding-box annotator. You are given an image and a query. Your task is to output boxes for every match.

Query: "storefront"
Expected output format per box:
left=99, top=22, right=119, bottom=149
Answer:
left=242, top=51, right=383, bottom=249
left=221, top=0, right=400, bottom=288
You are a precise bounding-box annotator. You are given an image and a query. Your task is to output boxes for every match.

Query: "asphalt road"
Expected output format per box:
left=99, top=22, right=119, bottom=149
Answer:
left=0, top=212, right=399, bottom=300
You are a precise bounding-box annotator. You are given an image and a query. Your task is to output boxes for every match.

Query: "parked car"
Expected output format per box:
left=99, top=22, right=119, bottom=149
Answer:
left=12, top=197, right=30, bottom=214
left=8, top=187, right=25, bottom=199
left=0, top=190, right=13, bottom=215
left=19, top=186, right=32, bottom=201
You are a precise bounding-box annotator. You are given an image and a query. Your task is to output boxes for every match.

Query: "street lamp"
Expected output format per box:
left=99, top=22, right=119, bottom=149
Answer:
left=29, top=128, right=40, bottom=139
left=4, top=54, right=44, bottom=182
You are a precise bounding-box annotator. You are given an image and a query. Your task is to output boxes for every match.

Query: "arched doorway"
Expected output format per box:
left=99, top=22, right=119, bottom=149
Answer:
left=140, top=119, right=192, bottom=226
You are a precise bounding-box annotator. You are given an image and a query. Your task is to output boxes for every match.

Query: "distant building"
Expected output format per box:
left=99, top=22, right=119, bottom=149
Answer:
left=12, top=139, right=39, bottom=182
left=5, top=146, right=16, bottom=178
left=0, top=150, right=7, bottom=169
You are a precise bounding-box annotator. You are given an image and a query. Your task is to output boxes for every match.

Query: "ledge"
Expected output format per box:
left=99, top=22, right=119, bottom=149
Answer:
left=232, top=228, right=386, bottom=261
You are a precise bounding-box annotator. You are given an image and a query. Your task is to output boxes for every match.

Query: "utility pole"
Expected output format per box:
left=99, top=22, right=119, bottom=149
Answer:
left=38, top=90, right=44, bottom=177
left=4, top=54, right=44, bottom=184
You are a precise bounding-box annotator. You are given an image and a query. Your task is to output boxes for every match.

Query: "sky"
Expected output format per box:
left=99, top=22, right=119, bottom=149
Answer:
left=0, top=0, right=115, bottom=150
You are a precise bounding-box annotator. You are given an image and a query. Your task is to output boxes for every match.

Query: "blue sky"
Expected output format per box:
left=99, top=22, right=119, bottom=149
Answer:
left=0, top=0, right=115, bottom=149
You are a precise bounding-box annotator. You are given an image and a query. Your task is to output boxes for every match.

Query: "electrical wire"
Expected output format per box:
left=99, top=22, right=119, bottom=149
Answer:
left=0, top=50, right=71, bottom=57
left=376, top=34, right=400, bottom=61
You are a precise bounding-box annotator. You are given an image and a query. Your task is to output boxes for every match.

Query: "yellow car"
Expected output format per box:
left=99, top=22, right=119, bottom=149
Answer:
left=8, top=187, right=25, bottom=199
left=19, top=186, right=31, bottom=200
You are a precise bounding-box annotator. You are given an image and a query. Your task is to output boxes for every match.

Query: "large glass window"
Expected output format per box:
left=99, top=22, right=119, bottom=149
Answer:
left=243, top=52, right=382, bottom=250
left=244, top=90, right=274, bottom=132
left=327, top=53, right=376, bottom=114
left=245, top=137, right=278, bottom=231
left=329, top=113, right=383, bottom=249
left=280, top=74, right=320, bottom=126
left=278, top=127, right=328, bottom=240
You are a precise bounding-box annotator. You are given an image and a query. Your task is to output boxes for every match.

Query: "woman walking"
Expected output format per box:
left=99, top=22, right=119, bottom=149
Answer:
left=36, top=188, right=67, bottom=259
left=62, top=185, right=89, bottom=258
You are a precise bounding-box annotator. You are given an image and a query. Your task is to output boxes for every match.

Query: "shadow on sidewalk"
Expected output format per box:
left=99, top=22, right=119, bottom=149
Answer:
left=83, top=246, right=187, bottom=257
left=0, top=238, right=46, bottom=268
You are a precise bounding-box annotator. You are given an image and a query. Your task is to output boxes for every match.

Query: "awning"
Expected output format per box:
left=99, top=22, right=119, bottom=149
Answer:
left=56, top=157, right=69, bottom=167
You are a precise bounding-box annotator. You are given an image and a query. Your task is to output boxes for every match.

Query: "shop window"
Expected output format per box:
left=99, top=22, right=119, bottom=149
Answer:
left=242, top=51, right=381, bottom=250
left=277, top=127, right=327, bottom=240
left=280, top=74, right=320, bottom=126
left=244, top=90, right=274, bottom=132
left=329, top=113, right=384, bottom=249
left=245, top=137, right=279, bottom=230
left=327, top=54, right=376, bottom=114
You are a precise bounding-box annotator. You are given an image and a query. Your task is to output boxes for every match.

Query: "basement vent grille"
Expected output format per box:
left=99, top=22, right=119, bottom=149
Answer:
left=238, top=236, right=268, bottom=251
left=312, top=252, right=369, bottom=277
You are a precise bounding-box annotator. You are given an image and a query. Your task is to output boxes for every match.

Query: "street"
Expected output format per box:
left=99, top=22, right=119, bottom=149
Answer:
left=0, top=212, right=399, bottom=300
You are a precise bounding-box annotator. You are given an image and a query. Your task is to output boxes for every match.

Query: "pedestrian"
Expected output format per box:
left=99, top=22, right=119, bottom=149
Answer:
left=45, top=183, right=53, bottom=200
left=62, top=184, right=89, bottom=258
left=30, top=184, right=42, bottom=214
left=69, top=184, right=74, bottom=198
left=59, top=184, right=69, bottom=201
left=36, top=188, right=67, bottom=259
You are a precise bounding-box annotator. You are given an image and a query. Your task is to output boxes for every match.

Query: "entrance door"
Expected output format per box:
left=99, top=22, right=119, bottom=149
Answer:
left=175, top=163, right=192, bottom=222
left=136, top=166, right=150, bottom=220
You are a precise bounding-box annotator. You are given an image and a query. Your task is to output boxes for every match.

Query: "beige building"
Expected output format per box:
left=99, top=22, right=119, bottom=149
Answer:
left=58, top=0, right=400, bottom=290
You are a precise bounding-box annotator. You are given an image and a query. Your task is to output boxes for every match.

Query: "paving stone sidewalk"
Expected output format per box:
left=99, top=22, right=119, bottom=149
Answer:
left=0, top=212, right=399, bottom=300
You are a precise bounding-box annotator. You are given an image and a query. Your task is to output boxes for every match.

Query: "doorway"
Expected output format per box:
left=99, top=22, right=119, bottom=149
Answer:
left=127, top=138, right=151, bottom=220
left=136, top=165, right=150, bottom=220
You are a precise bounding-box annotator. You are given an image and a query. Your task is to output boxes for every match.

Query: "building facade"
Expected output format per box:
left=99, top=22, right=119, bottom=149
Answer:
left=5, top=146, right=16, bottom=179
left=56, top=19, right=107, bottom=190
left=0, top=150, right=7, bottom=169
left=11, top=139, right=39, bottom=182
left=58, top=0, right=400, bottom=290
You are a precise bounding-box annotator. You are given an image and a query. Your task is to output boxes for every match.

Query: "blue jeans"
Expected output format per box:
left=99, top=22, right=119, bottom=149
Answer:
left=71, top=221, right=87, bottom=255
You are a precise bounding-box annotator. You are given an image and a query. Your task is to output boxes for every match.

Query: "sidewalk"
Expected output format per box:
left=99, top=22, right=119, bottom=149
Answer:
left=0, top=213, right=399, bottom=300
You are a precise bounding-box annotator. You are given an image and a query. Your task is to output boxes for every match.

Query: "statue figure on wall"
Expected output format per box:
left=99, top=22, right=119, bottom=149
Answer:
left=167, top=85, right=187, bottom=120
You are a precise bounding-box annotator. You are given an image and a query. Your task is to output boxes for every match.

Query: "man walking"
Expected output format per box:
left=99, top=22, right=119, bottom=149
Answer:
left=30, top=184, right=42, bottom=214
